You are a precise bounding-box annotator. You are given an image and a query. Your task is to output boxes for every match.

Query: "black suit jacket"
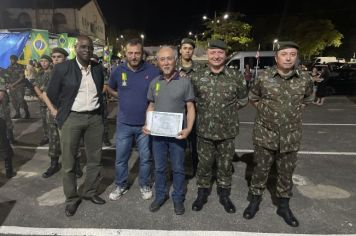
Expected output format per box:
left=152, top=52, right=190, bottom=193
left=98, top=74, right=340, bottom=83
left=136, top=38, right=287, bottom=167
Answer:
left=46, top=58, right=104, bottom=128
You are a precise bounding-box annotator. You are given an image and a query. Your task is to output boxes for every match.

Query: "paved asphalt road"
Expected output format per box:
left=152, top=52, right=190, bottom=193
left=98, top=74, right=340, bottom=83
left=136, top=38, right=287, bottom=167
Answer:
left=0, top=96, right=356, bottom=236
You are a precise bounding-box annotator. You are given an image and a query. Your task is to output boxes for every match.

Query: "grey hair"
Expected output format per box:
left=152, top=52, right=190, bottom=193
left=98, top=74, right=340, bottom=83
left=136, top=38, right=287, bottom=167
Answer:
left=156, top=45, right=178, bottom=60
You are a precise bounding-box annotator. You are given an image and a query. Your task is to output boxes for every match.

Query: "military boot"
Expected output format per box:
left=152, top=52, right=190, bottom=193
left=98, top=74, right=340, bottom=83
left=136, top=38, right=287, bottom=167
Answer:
left=5, top=149, right=16, bottom=178
left=23, top=103, right=30, bottom=119
left=243, top=194, right=262, bottom=219
left=42, top=156, right=61, bottom=178
left=12, top=112, right=21, bottom=119
left=276, top=198, right=299, bottom=227
left=7, top=129, right=16, bottom=144
left=192, top=188, right=209, bottom=211
left=74, top=157, right=83, bottom=178
left=217, top=187, right=236, bottom=213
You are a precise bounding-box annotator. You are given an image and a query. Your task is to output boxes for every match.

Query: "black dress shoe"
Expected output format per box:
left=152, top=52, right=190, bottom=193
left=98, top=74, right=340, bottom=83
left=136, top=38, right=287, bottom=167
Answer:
left=65, top=200, right=81, bottom=217
left=149, top=196, right=168, bottom=212
left=174, top=202, right=185, bottom=215
left=82, top=195, right=106, bottom=204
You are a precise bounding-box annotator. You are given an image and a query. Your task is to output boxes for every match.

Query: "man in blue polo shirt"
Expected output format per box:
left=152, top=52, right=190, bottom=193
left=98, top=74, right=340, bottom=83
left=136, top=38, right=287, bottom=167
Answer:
left=143, top=46, right=195, bottom=215
left=108, top=38, right=160, bottom=201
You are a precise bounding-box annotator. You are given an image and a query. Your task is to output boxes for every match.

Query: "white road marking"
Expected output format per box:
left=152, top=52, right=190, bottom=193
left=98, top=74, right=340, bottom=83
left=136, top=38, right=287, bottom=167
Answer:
left=11, top=146, right=356, bottom=156
left=0, top=227, right=354, bottom=236
left=240, top=122, right=356, bottom=126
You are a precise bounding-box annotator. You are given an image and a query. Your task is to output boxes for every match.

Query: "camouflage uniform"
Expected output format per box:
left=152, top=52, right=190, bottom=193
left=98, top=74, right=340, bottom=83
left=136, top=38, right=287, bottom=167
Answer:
left=47, top=110, right=61, bottom=158
left=249, top=66, right=314, bottom=198
left=33, top=70, right=51, bottom=140
left=177, top=59, right=205, bottom=176
left=5, top=63, right=29, bottom=117
left=102, top=68, right=110, bottom=144
left=190, top=66, right=248, bottom=188
left=0, top=71, right=14, bottom=141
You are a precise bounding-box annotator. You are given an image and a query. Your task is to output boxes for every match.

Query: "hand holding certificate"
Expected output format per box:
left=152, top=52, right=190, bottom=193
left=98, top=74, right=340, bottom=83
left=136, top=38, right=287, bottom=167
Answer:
left=145, top=111, right=183, bottom=138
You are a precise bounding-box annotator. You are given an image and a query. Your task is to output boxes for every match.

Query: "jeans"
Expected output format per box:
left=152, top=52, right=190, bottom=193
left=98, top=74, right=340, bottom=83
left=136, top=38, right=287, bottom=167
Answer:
left=115, top=122, right=152, bottom=188
left=152, top=136, right=186, bottom=203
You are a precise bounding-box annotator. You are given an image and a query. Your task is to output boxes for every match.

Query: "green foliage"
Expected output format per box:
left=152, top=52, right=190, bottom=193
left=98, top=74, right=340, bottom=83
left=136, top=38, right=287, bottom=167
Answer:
left=203, top=13, right=253, bottom=51
left=286, top=19, right=343, bottom=59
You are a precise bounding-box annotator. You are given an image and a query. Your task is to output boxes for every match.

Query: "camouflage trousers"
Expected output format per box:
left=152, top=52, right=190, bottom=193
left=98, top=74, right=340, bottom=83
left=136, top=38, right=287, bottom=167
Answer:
left=9, top=86, right=29, bottom=114
left=249, top=146, right=298, bottom=198
left=196, top=137, right=235, bottom=188
left=40, top=105, right=49, bottom=139
left=47, top=111, right=61, bottom=158
left=102, top=95, right=109, bottom=140
left=0, top=97, right=14, bottom=134
left=0, top=118, right=12, bottom=159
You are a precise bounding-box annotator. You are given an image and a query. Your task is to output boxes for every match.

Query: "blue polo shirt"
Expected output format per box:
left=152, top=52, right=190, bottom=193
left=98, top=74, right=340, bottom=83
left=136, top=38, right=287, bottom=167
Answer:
left=109, top=61, right=160, bottom=125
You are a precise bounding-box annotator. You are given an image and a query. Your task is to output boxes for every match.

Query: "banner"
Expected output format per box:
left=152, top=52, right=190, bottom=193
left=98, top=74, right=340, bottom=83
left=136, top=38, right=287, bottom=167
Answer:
left=31, top=29, right=50, bottom=60
left=57, top=33, right=68, bottom=48
left=103, top=45, right=113, bottom=63
left=0, top=32, right=30, bottom=69
left=67, top=37, right=77, bottom=59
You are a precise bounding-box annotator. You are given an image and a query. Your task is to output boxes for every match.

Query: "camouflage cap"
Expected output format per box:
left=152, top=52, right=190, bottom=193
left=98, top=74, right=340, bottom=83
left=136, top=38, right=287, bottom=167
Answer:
left=207, top=40, right=228, bottom=50
left=51, top=47, right=69, bottom=57
left=274, top=41, right=300, bottom=51
left=181, top=38, right=195, bottom=48
left=10, top=55, right=18, bottom=60
left=40, top=54, right=53, bottom=63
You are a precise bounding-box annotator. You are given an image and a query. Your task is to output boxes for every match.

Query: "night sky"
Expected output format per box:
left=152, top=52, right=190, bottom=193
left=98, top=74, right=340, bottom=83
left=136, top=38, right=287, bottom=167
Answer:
left=98, top=0, right=355, bottom=46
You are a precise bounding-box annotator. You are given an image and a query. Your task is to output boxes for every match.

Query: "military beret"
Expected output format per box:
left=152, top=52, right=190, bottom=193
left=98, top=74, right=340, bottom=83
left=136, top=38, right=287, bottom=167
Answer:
left=51, top=47, right=69, bottom=57
left=10, top=55, right=18, bottom=60
left=274, top=41, right=300, bottom=51
left=40, top=54, right=53, bottom=63
left=207, top=40, right=228, bottom=50
left=181, top=38, right=195, bottom=48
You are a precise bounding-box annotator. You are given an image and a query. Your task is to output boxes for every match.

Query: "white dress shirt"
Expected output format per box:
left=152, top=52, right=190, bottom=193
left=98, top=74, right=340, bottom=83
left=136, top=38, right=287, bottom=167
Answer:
left=71, top=58, right=100, bottom=112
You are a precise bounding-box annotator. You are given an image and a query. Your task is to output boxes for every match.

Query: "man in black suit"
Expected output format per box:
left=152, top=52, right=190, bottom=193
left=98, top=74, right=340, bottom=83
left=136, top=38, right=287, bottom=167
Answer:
left=47, top=35, right=106, bottom=216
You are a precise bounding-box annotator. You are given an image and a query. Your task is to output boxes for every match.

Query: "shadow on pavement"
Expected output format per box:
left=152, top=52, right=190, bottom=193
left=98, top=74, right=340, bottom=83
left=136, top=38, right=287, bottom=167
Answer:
left=0, top=200, right=16, bottom=225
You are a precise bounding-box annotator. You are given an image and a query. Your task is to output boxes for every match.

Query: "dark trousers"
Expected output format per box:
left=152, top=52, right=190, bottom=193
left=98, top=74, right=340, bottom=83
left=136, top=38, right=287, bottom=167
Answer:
left=249, top=146, right=298, bottom=198
left=59, top=112, right=104, bottom=204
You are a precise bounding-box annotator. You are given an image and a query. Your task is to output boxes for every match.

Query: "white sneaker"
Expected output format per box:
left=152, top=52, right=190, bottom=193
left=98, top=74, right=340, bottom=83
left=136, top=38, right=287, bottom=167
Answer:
left=109, top=186, right=128, bottom=201
left=140, top=186, right=153, bottom=200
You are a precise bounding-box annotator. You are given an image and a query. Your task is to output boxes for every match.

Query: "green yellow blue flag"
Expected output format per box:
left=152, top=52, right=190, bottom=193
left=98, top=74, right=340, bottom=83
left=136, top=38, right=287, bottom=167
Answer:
left=103, top=45, right=113, bottom=63
left=31, top=29, right=50, bottom=60
left=57, top=33, right=68, bottom=48
left=67, top=37, right=77, bottom=59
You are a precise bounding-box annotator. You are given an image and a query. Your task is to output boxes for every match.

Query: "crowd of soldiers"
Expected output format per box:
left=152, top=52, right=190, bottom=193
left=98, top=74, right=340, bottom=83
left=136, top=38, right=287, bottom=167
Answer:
left=0, top=36, right=314, bottom=227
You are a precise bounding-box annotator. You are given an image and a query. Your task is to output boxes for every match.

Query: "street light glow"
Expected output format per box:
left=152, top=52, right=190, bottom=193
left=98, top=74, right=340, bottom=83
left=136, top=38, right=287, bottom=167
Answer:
left=140, top=34, right=145, bottom=39
left=189, top=31, right=193, bottom=36
left=203, top=15, right=207, bottom=20
left=120, top=35, right=124, bottom=39
left=223, top=14, right=229, bottom=20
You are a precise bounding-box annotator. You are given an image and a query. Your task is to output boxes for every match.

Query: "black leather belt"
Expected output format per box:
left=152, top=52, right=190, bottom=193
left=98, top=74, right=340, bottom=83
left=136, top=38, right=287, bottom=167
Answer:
left=71, top=108, right=100, bottom=115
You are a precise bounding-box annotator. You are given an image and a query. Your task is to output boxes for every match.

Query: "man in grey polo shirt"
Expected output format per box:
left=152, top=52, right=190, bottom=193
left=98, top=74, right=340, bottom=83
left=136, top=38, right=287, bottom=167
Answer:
left=143, top=46, right=195, bottom=215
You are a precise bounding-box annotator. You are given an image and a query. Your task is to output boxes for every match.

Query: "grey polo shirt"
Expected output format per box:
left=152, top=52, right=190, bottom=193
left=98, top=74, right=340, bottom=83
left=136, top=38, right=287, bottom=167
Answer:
left=147, top=72, right=195, bottom=127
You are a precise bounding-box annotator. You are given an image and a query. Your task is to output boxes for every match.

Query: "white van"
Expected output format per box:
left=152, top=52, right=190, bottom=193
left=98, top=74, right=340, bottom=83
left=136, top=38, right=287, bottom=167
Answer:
left=226, top=51, right=275, bottom=72
left=314, top=57, right=346, bottom=64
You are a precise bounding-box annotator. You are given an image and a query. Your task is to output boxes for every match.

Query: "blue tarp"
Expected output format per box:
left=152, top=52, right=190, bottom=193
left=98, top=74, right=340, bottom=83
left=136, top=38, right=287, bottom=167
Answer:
left=0, top=32, right=30, bottom=69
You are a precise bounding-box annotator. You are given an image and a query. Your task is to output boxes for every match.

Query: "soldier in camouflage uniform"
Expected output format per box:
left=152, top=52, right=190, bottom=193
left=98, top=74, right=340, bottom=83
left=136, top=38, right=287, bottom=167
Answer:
left=0, top=71, right=16, bottom=178
left=33, top=55, right=52, bottom=146
left=190, top=40, right=248, bottom=213
left=0, top=68, right=15, bottom=144
left=91, top=54, right=111, bottom=146
left=5, top=55, right=30, bottom=119
left=243, top=41, right=314, bottom=227
left=177, top=38, right=203, bottom=177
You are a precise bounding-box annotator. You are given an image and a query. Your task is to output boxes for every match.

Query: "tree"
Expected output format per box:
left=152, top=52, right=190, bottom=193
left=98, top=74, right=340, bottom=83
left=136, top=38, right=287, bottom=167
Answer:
left=287, top=19, right=343, bottom=59
left=203, top=13, right=253, bottom=52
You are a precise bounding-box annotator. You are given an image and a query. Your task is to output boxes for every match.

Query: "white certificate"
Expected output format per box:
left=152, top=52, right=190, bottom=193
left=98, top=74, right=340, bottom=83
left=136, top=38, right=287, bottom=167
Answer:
left=146, top=111, right=183, bottom=137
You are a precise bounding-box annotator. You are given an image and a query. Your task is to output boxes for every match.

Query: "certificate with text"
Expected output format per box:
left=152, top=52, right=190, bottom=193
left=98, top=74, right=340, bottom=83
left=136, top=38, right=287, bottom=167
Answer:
left=146, top=111, right=183, bottom=137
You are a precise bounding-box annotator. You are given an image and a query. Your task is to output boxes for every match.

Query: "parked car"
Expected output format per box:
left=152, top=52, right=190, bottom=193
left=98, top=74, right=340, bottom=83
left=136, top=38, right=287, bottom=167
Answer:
left=325, top=68, right=356, bottom=95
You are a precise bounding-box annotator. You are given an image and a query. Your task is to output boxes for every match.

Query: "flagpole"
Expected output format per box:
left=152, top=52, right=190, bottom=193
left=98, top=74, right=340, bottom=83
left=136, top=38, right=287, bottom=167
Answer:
left=255, top=43, right=260, bottom=79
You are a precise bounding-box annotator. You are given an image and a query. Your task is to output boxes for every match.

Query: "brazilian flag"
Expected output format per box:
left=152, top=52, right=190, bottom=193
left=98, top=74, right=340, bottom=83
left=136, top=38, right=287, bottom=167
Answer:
left=67, top=37, right=77, bottom=59
left=31, top=29, right=50, bottom=60
left=57, top=33, right=68, bottom=48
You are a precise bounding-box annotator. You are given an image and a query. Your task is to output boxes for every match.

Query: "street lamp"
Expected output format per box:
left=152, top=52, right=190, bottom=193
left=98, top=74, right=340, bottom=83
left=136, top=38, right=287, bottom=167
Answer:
left=223, top=13, right=229, bottom=20
left=272, top=39, right=278, bottom=50
left=120, top=35, right=124, bottom=39
left=140, top=34, right=145, bottom=44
